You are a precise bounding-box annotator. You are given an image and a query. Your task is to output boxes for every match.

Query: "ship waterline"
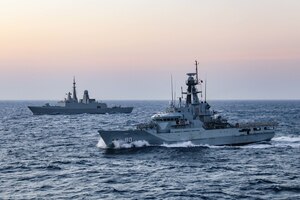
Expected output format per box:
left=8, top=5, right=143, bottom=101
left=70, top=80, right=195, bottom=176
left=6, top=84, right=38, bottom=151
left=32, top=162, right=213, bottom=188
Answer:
left=28, top=105, right=133, bottom=115
left=99, top=126, right=276, bottom=148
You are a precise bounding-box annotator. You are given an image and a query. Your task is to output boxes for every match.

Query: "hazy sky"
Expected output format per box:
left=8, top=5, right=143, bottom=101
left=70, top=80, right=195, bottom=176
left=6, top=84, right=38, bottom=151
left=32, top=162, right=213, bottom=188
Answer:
left=0, top=0, right=299, bottom=100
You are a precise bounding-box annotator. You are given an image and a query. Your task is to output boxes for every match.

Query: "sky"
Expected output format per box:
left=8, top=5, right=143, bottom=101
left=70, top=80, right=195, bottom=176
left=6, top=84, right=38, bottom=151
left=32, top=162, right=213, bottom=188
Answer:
left=0, top=0, right=299, bottom=100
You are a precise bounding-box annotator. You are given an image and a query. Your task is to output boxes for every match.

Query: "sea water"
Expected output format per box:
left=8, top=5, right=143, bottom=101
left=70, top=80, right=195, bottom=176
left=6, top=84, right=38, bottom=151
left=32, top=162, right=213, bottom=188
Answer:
left=0, top=100, right=299, bottom=199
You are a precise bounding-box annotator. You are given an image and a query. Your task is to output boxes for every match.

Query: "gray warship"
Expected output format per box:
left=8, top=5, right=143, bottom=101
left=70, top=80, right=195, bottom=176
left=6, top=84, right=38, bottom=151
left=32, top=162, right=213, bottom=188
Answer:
left=99, top=61, right=277, bottom=148
left=28, top=78, right=133, bottom=115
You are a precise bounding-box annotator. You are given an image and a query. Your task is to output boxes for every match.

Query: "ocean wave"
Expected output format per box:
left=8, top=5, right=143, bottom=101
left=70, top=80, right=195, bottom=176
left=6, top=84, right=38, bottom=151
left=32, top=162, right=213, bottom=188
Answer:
left=161, top=141, right=197, bottom=148
left=160, top=141, right=221, bottom=148
left=98, top=137, right=300, bottom=150
left=97, top=138, right=107, bottom=149
left=240, top=143, right=273, bottom=149
left=115, top=140, right=150, bottom=149
left=272, top=136, right=300, bottom=143
left=2, top=100, right=300, bottom=199
left=241, top=136, right=300, bottom=149
left=97, top=139, right=150, bottom=149
left=97, top=139, right=225, bottom=149
left=271, top=136, right=300, bottom=148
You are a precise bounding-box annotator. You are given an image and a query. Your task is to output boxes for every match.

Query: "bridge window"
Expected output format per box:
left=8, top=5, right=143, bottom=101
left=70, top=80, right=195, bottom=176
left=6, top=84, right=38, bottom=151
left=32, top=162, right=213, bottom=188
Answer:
left=239, top=128, right=250, bottom=132
left=264, top=127, right=274, bottom=130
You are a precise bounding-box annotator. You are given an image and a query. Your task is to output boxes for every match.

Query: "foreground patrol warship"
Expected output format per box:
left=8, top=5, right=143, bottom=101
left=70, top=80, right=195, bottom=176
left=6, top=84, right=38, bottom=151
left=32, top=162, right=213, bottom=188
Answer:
left=28, top=78, right=133, bottom=115
left=99, top=61, right=277, bottom=148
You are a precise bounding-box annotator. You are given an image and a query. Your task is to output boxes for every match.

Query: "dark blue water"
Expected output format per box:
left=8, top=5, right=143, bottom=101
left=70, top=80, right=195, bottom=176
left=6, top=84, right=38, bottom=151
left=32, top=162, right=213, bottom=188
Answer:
left=1, top=100, right=300, bottom=199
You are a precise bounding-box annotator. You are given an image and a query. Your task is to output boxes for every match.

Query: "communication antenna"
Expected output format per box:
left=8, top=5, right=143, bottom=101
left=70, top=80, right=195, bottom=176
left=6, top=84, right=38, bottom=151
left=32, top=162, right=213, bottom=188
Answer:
left=181, top=86, right=183, bottom=99
left=174, top=81, right=176, bottom=105
left=171, top=74, right=174, bottom=105
left=195, top=60, right=199, bottom=84
left=205, top=78, right=207, bottom=102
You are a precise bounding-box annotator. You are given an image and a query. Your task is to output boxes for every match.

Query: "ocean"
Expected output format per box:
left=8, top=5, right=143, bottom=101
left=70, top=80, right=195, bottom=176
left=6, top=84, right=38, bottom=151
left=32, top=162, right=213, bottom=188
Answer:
left=0, top=100, right=299, bottom=199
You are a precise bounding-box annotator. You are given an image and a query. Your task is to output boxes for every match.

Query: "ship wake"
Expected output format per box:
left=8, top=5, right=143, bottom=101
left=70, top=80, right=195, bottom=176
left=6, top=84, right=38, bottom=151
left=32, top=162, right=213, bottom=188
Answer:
left=241, top=135, right=300, bottom=149
left=161, top=141, right=217, bottom=148
left=97, top=136, right=300, bottom=149
left=97, top=138, right=150, bottom=149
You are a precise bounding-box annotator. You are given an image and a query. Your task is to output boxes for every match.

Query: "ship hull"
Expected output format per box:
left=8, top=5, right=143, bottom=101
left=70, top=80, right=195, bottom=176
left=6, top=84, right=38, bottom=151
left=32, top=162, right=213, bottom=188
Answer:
left=28, top=106, right=133, bottom=115
left=98, top=128, right=275, bottom=148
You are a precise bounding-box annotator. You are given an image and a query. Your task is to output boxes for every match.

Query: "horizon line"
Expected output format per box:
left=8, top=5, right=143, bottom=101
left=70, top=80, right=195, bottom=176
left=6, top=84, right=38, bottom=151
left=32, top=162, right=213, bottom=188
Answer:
left=1, top=98, right=300, bottom=101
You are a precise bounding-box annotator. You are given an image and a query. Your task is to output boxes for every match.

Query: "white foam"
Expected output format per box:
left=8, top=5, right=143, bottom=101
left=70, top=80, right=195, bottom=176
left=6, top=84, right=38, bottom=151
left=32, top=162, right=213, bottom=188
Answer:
left=97, top=136, right=300, bottom=149
left=272, top=136, right=300, bottom=148
left=112, top=140, right=150, bottom=149
left=241, top=136, right=300, bottom=149
left=272, top=136, right=300, bottom=143
left=160, top=141, right=222, bottom=148
left=133, top=140, right=151, bottom=147
left=96, top=137, right=107, bottom=149
left=275, top=143, right=300, bottom=148
left=240, top=143, right=273, bottom=149
left=161, top=141, right=197, bottom=148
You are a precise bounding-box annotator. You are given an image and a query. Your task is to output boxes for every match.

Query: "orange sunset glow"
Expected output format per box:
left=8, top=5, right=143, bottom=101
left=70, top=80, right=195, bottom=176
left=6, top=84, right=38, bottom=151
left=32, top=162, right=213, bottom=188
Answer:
left=0, top=0, right=299, bottom=100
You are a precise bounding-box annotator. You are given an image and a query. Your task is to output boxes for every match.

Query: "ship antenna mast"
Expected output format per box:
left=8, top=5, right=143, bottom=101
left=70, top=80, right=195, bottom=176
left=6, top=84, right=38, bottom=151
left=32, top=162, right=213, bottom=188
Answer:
left=195, top=60, right=199, bottom=84
left=171, top=74, right=174, bottom=106
left=181, top=86, right=183, bottom=99
left=205, top=78, right=207, bottom=102
left=174, top=82, right=176, bottom=105
left=73, top=76, right=78, bottom=102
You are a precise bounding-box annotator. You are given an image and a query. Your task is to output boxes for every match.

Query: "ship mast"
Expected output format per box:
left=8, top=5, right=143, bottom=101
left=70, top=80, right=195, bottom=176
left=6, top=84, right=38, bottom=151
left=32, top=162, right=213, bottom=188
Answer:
left=171, top=74, right=174, bottom=106
left=72, top=77, right=78, bottom=102
left=205, top=79, right=207, bottom=102
left=195, top=60, right=199, bottom=85
left=184, top=61, right=201, bottom=106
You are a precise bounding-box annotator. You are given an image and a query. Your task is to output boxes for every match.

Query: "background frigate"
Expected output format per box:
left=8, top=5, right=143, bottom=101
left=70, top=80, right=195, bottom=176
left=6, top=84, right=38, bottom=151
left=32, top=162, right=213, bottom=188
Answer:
left=28, top=78, right=133, bottom=115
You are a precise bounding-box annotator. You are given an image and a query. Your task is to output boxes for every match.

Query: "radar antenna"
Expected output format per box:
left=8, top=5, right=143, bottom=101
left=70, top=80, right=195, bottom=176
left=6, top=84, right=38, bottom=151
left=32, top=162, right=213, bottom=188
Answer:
left=72, top=76, right=78, bottom=102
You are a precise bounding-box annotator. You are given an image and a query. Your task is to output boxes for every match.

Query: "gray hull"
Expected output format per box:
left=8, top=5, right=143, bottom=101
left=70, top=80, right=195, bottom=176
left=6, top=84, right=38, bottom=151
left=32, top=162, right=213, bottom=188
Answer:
left=28, top=106, right=133, bottom=115
left=99, top=129, right=275, bottom=148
